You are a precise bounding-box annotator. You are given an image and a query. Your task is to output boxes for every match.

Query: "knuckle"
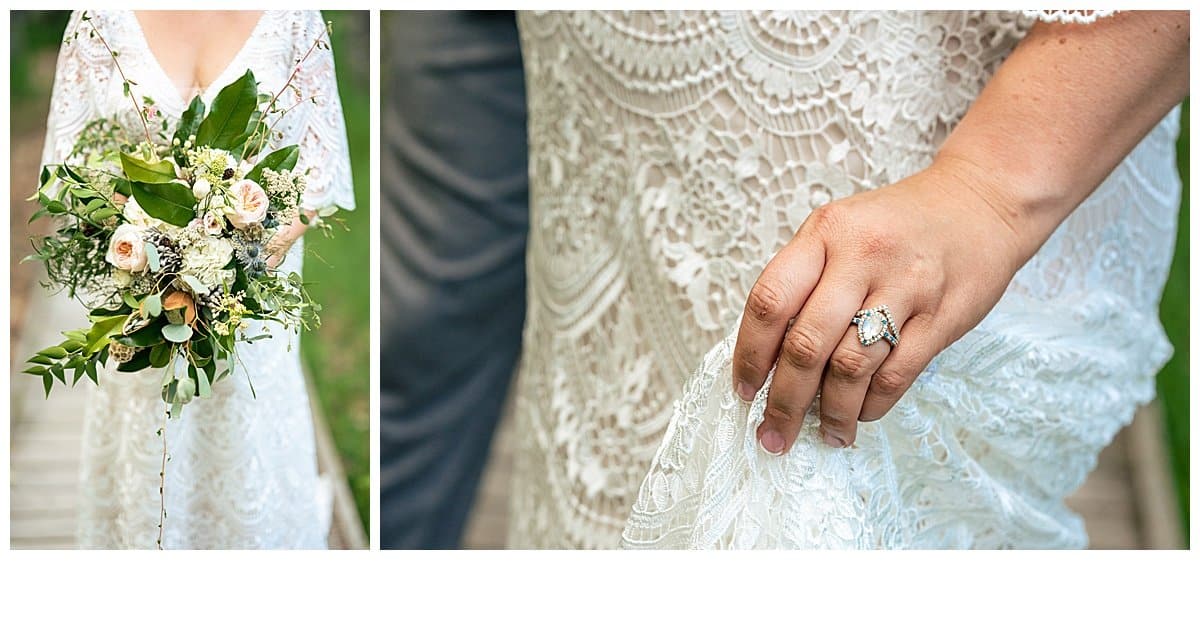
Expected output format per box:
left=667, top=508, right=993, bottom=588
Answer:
left=871, top=367, right=911, bottom=399
left=782, top=326, right=824, bottom=369
left=763, top=403, right=799, bottom=427
left=746, top=281, right=789, bottom=322
left=829, top=347, right=875, bottom=381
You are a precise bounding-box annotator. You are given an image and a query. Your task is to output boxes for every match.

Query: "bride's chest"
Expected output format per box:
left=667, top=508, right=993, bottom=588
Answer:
left=95, top=27, right=294, bottom=135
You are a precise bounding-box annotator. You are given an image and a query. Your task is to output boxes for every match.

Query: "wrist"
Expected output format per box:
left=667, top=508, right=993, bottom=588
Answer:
left=926, top=151, right=1069, bottom=267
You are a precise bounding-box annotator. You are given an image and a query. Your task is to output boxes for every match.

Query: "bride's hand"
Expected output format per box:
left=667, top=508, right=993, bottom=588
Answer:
left=732, top=158, right=1030, bottom=454
left=265, top=212, right=315, bottom=269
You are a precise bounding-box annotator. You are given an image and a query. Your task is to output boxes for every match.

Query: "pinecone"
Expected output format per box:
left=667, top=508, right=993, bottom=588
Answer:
left=145, top=230, right=182, bottom=274
left=199, top=285, right=225, bottom=309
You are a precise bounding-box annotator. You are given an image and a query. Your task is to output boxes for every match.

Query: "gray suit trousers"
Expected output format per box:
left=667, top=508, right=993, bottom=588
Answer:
left=380, top=10, right=528, bottom=549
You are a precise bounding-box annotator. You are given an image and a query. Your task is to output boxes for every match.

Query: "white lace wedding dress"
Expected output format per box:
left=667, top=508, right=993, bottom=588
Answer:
left=41, top=10, right=355, bottom=548
left=508, top=11, right=1180, bottom=548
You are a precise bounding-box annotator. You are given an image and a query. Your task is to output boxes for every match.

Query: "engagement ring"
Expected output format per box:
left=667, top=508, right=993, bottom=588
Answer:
left=851, top=305, right=900, bottom=347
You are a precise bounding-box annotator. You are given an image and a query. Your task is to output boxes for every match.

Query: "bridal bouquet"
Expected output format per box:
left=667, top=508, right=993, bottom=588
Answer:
left=24, top=21, right=339, bottom=419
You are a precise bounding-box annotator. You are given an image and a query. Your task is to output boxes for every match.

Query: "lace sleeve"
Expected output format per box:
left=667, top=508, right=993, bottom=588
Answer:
left=1022, top=10, right=1117, bottom=24
left=41, top=11, right=108, bottom=167
left=287, top=10, right=356, bottom=211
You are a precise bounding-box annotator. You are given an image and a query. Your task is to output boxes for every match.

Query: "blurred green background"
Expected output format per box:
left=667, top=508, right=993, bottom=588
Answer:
left=9, top=10, right=370, bottom=535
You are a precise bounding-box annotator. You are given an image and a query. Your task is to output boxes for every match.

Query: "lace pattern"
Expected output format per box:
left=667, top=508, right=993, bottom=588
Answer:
left=508, top=10, right=1179, bottom=549
left=42, top=10, right=354, bottom=548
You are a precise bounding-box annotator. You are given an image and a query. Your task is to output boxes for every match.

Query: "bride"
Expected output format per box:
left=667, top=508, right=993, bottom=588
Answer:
left=509, top=11, right=1187, bottom=548
left=41, top=10, right=355, bottom=548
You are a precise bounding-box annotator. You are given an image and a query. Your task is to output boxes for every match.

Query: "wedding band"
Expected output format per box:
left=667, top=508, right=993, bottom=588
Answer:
left=851, top=305, right=900, bottom=347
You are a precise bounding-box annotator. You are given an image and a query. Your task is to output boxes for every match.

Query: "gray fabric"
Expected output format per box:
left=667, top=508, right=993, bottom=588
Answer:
left=379, top=10, right=528, bottom=549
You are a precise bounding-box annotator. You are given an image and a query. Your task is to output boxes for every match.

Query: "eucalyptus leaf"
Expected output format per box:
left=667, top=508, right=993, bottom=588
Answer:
left=143, top=294, right=162, bottom=318
left=144, top=241, right=160, bottom=273
left=131, top=181, right=196, bottom=227
left=162, top=323, right=194, bottom=343
left=179, top=274, right=208, bottom=296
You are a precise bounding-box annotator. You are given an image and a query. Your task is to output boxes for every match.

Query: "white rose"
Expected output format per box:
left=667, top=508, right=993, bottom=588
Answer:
left=121, top=197, right=163, bottom=229
left=106, top=224, right=149, bottom=273
left=225, top=179, right=269, bottom=229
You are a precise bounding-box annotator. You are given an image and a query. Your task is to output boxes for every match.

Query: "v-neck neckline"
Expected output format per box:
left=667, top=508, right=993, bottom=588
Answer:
left=126, top=10, right=270, bottom=110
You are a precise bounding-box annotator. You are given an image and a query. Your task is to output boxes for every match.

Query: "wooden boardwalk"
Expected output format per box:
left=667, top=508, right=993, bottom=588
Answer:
left=464, top=403, right=1182, bottom=549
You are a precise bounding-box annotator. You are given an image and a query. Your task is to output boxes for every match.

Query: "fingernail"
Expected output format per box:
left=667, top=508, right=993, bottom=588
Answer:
left=821, top=428, right=845, bottom=448
left=736, top=381, right=756, bottom=401
left=760, top=428, right=785, bottom=455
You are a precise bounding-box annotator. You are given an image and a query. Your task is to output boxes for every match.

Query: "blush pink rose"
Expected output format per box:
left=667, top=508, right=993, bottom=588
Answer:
left=225, top=179, right=269, bottom=229
left=105, top=224, right=149, bottom=273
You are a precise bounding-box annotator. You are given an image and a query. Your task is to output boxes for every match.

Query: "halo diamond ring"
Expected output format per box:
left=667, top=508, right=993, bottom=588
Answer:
left=851, top=305, right=900, bottom=347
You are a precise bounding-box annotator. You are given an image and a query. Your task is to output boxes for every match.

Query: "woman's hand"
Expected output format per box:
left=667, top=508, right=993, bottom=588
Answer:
left=733, top=11, right=1188, bottom=455
left=732, top=159, right=1030, bottom=454
left=265, top=212, right=317, bottom=269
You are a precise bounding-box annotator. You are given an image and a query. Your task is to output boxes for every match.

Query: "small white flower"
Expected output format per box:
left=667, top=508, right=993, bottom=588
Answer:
left=192, top=179, right=212, bottom=199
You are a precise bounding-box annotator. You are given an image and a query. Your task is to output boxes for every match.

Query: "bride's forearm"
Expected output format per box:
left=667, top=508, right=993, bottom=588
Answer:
left=934, top=10, right=1188, bottom=264
left=267, top=209, right=319, bottom=267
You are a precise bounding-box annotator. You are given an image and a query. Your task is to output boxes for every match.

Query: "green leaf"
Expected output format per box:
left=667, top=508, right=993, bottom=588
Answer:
left=162, top=323, right=193, bottom=343
left=179, top=274, right=208, bottom=296
left=195, top=70, right=257, bottom=150
left=117, top=348, right=152, bottom=373
left=85, top=315, right=127, bottom=354
left=143, top=294, right=162, bottom=318
left=120, top=153, right=176, bottom=184
left=175, top=96, right=206, bottom=145
left=245, top=145, right=299, bottom=183
left=195, top=363, right=212, bottom=398
left=144, top=241, right=160, bottom=273
left=22, top=366, right=47, bottom=376
left=130, top=181, right=196, bottom=227
left=38, top=346, right=68, bottom=359
left=43, top=373, right=53, bottom=397
left=85, top=360, right=99, bottom=385
left=149, top=343, right=172, bottom=368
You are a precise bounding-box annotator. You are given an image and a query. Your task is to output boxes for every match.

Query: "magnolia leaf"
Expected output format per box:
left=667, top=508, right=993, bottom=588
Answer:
left=195, top=70, right=257, bottom=150
left=174, top=96, right=205, bottom=148
left=131, top=181, right=195, bottom=227
left=120, top=152, right=176, bottom=184
left=245, top=145, right=299, bottom=183
left=149, top=343, right=172, bottom=368
left=162, top=323, right=193, bottom=343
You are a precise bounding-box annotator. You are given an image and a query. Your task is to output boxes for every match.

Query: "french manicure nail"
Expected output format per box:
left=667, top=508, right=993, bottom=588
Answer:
left=760, top=428, right=785, bottom=455
left=736, top=381, right=755, bottom=401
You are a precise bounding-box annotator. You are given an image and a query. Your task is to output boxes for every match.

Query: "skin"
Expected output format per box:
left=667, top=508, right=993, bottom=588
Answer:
left=134, top=10, right=313, bottom=267
left=732, top=11, right=1190, bottom=455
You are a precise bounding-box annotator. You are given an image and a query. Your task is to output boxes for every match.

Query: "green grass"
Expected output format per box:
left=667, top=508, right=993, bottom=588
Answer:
left=300, top=10, right=370, bottom=533
left=1158, top=98, right=1189, bottom=540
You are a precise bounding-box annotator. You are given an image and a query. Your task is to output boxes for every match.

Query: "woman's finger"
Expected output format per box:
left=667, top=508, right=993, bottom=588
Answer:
left=817, top=300, right=910, bottom=448
left=732, top=233, right=826, bottom=401
left=756, top=271, right=864, bottom=455
left=858, top=313, right=941, bottom=422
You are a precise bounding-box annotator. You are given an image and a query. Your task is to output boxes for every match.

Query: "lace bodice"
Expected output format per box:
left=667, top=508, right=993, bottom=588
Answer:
left=41, top=10, right=355, bottom=548
left=508, top=11, right=1179, bottom=548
